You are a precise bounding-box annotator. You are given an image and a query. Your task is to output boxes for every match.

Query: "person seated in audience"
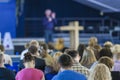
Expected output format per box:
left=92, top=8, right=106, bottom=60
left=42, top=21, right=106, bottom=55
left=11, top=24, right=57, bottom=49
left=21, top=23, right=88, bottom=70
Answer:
left=90, top=47, right=113, bottom=70
left=113, top=52, right=120, bottom=71
left=45, top=52, right=62, bottom=80
left=81, top=49, right=96, bottom=69
left=88, top=63, right=112, bottom=80
left=19, top=46, right=46, bottom=72
left=39, top=43, right=54, bottom=74
left=20, top=40, right=40, bottom=60
left=112, top=44, right=120, bottom=61
left=0, top=45, right=12, bottom=66
left=87, top=37, right=98, bottom=50
left=52, top=54, right=87, bottom=80
left=55, top=38, right=64, bottom=51
left=20, top=42, right=30, bottom=60
left=77, top=44, right=86, bottom=61
left=66, top=49, right=90, bottom=78
left=98, top=56, right=114, bottom=70
left=16, top=52, right=45, bottom=80
left=93, top=44, right=102, bottom=60
left=0, top=52, right=15, bottom=80
left=99, top=47, right=113, bottom=59
left=98, top=56, right=120, bottom=80
left=104, top=41, right=113, bottom=49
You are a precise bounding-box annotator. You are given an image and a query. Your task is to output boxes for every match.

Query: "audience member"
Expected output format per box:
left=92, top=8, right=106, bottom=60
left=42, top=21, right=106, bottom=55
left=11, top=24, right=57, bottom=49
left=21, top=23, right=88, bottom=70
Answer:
left=88, top=64, right=112, bottom=80
left=67, top=50, right=90, bottom=78
left=93, top=44, right=102, bottom=60
left=0, top=45, right=13, bottom=66
left=112, top=44, right=120, bottom=61
left=55, top=38, right=64, bottom=51
left=45, top=52, right=62, bottom=80
left=0, top=53, right=15, bottom=80
left=104, top=41, right=113, bottom=49
left=99, top=47, right=113, bottom=59
left=16, top=52, right=45, bottom=80
left=40, top=43, right=54, bottom=74
left=77, top=44, right=86, bottom=61
left=98, top=56, right=114, bottom=70
left=52, top=54, right=87, bottom=80
left=20, top=42, right=30, bottom=60
left=87, top=37, right=98, bottom=50
left=20, top=40, right=40, bottom=60
left=81, top=49, right=96, bottom=69
left=19, top=46, right=46, bottom=71
left=113, top=52, right=120, bottom=71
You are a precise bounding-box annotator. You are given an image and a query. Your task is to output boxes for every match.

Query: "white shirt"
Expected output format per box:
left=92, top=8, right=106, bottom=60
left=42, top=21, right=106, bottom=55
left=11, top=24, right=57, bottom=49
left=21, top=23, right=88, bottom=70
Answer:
left=20, top=49, right=28, bottom=60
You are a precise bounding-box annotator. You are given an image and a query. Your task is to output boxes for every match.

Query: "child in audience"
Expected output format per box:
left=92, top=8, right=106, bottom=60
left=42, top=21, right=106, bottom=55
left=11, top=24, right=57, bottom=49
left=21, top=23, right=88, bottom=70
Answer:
left=88, top=64, right=112, bottom=80
left=52, top=54, right=87, bottom=80
left=16, top=52, right=45, bottom=80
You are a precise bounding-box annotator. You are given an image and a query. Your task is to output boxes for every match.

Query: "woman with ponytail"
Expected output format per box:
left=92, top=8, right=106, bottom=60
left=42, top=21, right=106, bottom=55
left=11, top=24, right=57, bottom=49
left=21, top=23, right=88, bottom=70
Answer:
left=16, top=52, right=45, bottom=80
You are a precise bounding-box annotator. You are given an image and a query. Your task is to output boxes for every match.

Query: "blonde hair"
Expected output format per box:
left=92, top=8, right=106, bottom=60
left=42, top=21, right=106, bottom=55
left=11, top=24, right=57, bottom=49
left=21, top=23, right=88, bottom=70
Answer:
left=112, top=44, right=120, bottom=54
left=88, top=37, right=98, bottom=47
left=55, top=38, right=64, bottom=50
left=88, top=64, right=112, bottom=80
left=29, top=40, right=39, bottom=48
left=81, top=49, right=96, bottom=68
left=53, top=52, right=63, bottom=61
left=53, top=52, right=63, bottom=72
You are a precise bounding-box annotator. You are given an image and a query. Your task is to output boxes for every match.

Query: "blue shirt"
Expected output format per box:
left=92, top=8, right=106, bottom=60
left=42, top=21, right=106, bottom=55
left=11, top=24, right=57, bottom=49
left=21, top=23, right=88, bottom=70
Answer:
left=52, top=70, right=87, bottom=80
left=42, top=17, right=57, bottom=30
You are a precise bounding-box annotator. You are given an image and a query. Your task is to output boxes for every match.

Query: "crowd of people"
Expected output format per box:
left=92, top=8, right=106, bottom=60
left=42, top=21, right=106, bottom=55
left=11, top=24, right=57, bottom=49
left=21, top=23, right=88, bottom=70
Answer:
left=0, top=37, right=120, bottom=80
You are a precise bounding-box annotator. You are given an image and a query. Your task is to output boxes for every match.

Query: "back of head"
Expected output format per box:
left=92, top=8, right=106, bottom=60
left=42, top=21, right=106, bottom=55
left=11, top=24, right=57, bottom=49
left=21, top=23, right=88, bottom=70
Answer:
left=58, top=54, right=73, bottom=68
left=53, top=52, right=63, bottom=61
left=81, top=49, right=96, bottom=65
left=99, top=47, right=113, bottom=59
left=29, top=40, right=39, bottom=48
left=104, top=41, right=113, bottom=48
left=23, top=52, right=34, bottom=63
left=112, top=44, right=120, bottom=54
left=89, top=63, right=111, bottom=80
left=0, top=45, right=4, bottom=52
left=28, top=46, right=38, bottom=55
left=98, top=56, right=114, bottom=70
left=88, top=37, right=98, bottom=47
left=66, top=49, right=79, bottom=59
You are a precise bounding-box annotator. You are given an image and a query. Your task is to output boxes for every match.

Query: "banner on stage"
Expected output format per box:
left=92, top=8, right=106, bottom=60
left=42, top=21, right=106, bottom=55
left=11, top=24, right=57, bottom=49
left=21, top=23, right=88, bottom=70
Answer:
left=3, top=32, right=14, bottom=50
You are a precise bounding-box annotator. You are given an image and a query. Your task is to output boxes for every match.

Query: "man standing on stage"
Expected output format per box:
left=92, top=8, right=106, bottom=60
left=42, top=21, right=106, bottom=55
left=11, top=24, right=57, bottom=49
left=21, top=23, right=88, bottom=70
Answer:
left=42, top=9, right=57, bottom=43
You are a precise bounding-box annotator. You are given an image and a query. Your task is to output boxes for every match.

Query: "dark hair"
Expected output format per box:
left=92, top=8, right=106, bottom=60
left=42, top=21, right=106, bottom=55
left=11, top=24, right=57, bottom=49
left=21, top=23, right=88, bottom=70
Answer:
left=23, top=52, right=34, bottom=63
left=77, top=44, right=86, bottom=60
left=28, top=46, right=38, bottom=55
left=98, top=56, right=114, bottom=70
left=66, top=50, right=79, bottom=59
left=40, top=43, right=48, bottom=51
left=58, top=54, right=73, bottom=68
left=99, top=47, right=113, bottom=59
left=0, top=45, right=4, bottom=52
left=61, top=47, right=69, bottom=53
